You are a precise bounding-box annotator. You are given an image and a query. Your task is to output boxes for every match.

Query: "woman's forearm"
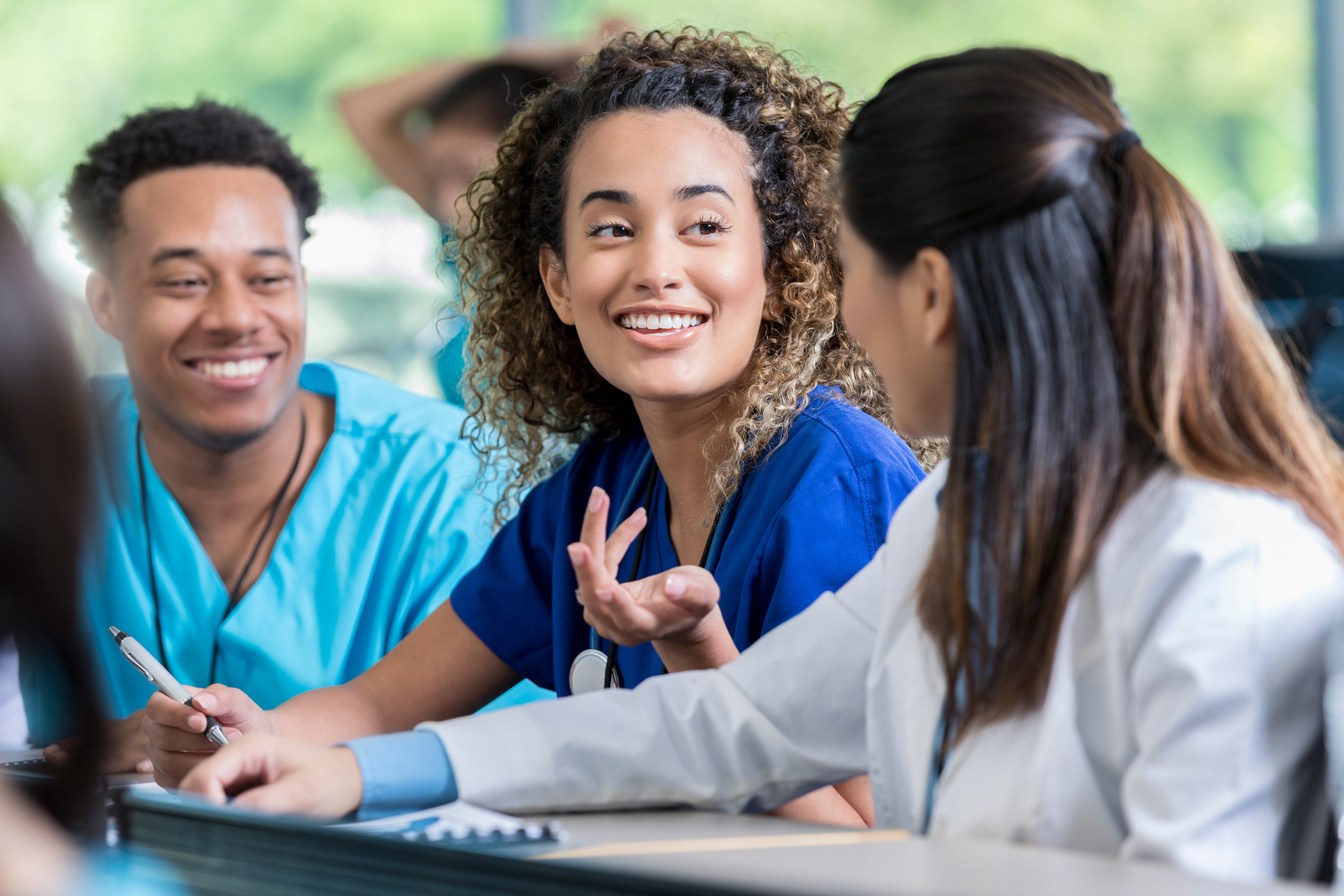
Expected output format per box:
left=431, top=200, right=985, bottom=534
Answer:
left=268, top=680, right=396, bottom=745
left=271, top=601, right=520, bottom=744
left=771, top=784, right=871, bottom=829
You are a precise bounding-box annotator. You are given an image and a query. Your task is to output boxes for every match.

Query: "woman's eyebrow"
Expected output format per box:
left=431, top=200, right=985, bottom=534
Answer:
left=676, top=184, right=733, bottom=204
left=579, top=189, right=633, bottom=209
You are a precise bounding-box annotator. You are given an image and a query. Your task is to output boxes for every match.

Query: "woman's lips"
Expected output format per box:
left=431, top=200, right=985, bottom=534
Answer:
left=617, top=311, right=707, bottom=332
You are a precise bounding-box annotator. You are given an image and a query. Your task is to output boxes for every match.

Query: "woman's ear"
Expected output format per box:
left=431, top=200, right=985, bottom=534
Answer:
left=539, top=246, right=575, bottom=325
left=912, top=248, right=956, bottom=349
left=760, top=272, right=786, bottom=323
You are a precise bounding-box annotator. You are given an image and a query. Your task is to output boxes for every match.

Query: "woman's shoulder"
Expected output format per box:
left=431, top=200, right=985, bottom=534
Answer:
left=1106, top=469, right=1338, bottom=558
left=1094, top=467, right=1344, bottom=618
left=740, top=390, right=925, bottom=557
left=774, top=386, right=923, bottom=479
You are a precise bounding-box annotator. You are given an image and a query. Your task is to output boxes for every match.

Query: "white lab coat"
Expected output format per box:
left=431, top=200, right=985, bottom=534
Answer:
left=425, top=462, right=1344, bottom=882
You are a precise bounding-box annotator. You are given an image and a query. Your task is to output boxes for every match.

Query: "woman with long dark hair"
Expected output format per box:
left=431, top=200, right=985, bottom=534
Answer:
left=0, top=205, right=181, bottom=893
left=182, top=48, right=1344, bottom=882
left=0, top=198, right=102, bottom=826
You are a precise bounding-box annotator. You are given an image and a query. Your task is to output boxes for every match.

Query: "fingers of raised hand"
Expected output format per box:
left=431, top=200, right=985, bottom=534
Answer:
left=658, top=571, right=717, bottom=615
left=579, top=487, right=610, bottom=558
left=583, top=587, right=664, bottom=645
left=567, top=543, right=592, bottom=603
left=568, top=541, right=621, bottom=607
left=604, top=507, right=647, bottom=574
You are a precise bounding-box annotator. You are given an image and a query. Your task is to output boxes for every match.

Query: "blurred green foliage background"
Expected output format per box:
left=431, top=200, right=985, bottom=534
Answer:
left=0, top=0, right=1317, bottom=393
left=0, top=0, right=1316, bottom=246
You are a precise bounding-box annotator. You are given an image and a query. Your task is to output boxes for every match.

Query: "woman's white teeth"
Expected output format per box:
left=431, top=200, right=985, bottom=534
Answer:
left=198, top=357, right=268, bottom=379
left=620, top=313, right=705, bottom=331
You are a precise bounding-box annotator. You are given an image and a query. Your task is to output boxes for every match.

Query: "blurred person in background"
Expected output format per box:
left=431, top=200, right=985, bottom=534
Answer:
left=0, top=202, right=179, bottom=896
left=22, top=100, right=539, bottom=774
left=340, top=50, right=567, bottom=228
left=337, top=21, right=625, bottom=404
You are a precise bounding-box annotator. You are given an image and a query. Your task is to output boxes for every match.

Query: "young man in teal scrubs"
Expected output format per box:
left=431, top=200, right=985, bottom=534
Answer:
left=22, top=101, right=545, bottom=770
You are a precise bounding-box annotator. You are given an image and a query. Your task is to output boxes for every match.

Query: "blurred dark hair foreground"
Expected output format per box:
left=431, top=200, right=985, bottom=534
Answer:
left=0, top=201, right=103, bottom=831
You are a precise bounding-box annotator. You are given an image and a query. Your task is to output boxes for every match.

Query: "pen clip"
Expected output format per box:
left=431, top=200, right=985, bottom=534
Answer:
left=120, top=647, right=155, bottom=684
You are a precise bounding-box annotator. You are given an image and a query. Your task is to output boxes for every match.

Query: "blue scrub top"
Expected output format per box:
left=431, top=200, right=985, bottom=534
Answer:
left=22, top=361, right=501, bottom=742
left=451, top=387, right=926, bottom=695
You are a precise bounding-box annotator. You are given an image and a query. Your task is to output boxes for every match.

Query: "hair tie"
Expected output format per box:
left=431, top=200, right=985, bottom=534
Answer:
left=1105, top=129, right=1142, bottom=161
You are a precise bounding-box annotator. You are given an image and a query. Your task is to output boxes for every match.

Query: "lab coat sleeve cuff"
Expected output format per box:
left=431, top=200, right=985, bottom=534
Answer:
left=343, top=730, right=457, bottom=816
left=417, top=709, right=560, bottom=813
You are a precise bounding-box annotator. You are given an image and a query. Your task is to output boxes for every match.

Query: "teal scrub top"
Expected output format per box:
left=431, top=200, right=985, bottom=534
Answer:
left=23, top=361, right=508, bottom=742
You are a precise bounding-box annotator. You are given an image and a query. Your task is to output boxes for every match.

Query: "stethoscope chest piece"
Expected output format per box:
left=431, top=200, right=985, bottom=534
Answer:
left=570, top=647, right=620, bottom=694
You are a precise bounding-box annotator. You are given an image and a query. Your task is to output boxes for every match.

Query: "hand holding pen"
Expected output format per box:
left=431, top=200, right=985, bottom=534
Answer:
left=109, top=626, right=229, bottom=747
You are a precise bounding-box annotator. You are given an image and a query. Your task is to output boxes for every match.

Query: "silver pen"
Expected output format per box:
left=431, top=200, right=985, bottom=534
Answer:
left=109, top=626, right=229, bottom=748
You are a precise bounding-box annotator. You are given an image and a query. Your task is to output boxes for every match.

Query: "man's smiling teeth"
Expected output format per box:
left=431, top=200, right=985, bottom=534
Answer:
left=618, top=313, right=706, bottom=331
left=196, top=357, right=269, bottom=380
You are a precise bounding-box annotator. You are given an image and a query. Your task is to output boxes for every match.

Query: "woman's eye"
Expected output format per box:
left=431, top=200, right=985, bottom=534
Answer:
left=588, top=223, right=632, bottom=238
left=690, top=220, right=730, bottom=236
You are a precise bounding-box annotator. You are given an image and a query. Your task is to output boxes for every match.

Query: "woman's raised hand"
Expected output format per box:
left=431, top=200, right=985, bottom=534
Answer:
left=567, top=487, right=726, bottom=652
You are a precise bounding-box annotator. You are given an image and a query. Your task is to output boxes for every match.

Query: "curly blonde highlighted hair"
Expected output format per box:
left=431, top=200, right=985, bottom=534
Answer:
left=456, top=28, right=940, bottom=525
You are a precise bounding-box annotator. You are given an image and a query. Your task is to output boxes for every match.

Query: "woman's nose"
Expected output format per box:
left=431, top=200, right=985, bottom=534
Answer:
left=631, top=233, right=685, bottom=295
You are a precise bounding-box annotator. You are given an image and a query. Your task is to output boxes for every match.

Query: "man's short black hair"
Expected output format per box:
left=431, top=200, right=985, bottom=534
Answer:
left=65, top=100, right=322, bottom=270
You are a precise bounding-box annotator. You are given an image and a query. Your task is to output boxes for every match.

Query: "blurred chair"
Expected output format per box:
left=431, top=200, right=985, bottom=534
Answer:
left=1237, top=245, right=1344, bottom=440
left=1324, top=618, right=1344, bottom=886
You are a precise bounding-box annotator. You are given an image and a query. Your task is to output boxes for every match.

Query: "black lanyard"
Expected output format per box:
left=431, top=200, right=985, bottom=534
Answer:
left=136, top=409, right=307, bottom=683
left=602, top=460, right=739, bottom=687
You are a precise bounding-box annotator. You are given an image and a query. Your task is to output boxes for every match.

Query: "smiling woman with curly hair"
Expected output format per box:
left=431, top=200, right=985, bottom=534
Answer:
left=448, top=28, right=933, bottom=823
left=459, top=30, right=940, bottom=520
left=147, top=28, right=932, bottom=829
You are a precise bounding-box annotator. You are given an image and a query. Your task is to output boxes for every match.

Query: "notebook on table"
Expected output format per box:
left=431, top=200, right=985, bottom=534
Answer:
left=0, top=747, right=52, bottom=776
left=338, top=799, right=565, bottom=845
left=113, top=787, right=638, bottom=896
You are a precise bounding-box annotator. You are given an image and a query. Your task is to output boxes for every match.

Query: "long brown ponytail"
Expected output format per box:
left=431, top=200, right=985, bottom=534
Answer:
left=1113, top=145, right=1344, bottom=547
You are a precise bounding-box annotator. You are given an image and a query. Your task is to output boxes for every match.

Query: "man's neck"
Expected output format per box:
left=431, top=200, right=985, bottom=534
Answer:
left=143, top=389, right=336, bottom=595
left=632, top=391, right=738, bottom=567
left=138, top=388, right=335, bottom=598
left=140, top=397, right=309, bottom=527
